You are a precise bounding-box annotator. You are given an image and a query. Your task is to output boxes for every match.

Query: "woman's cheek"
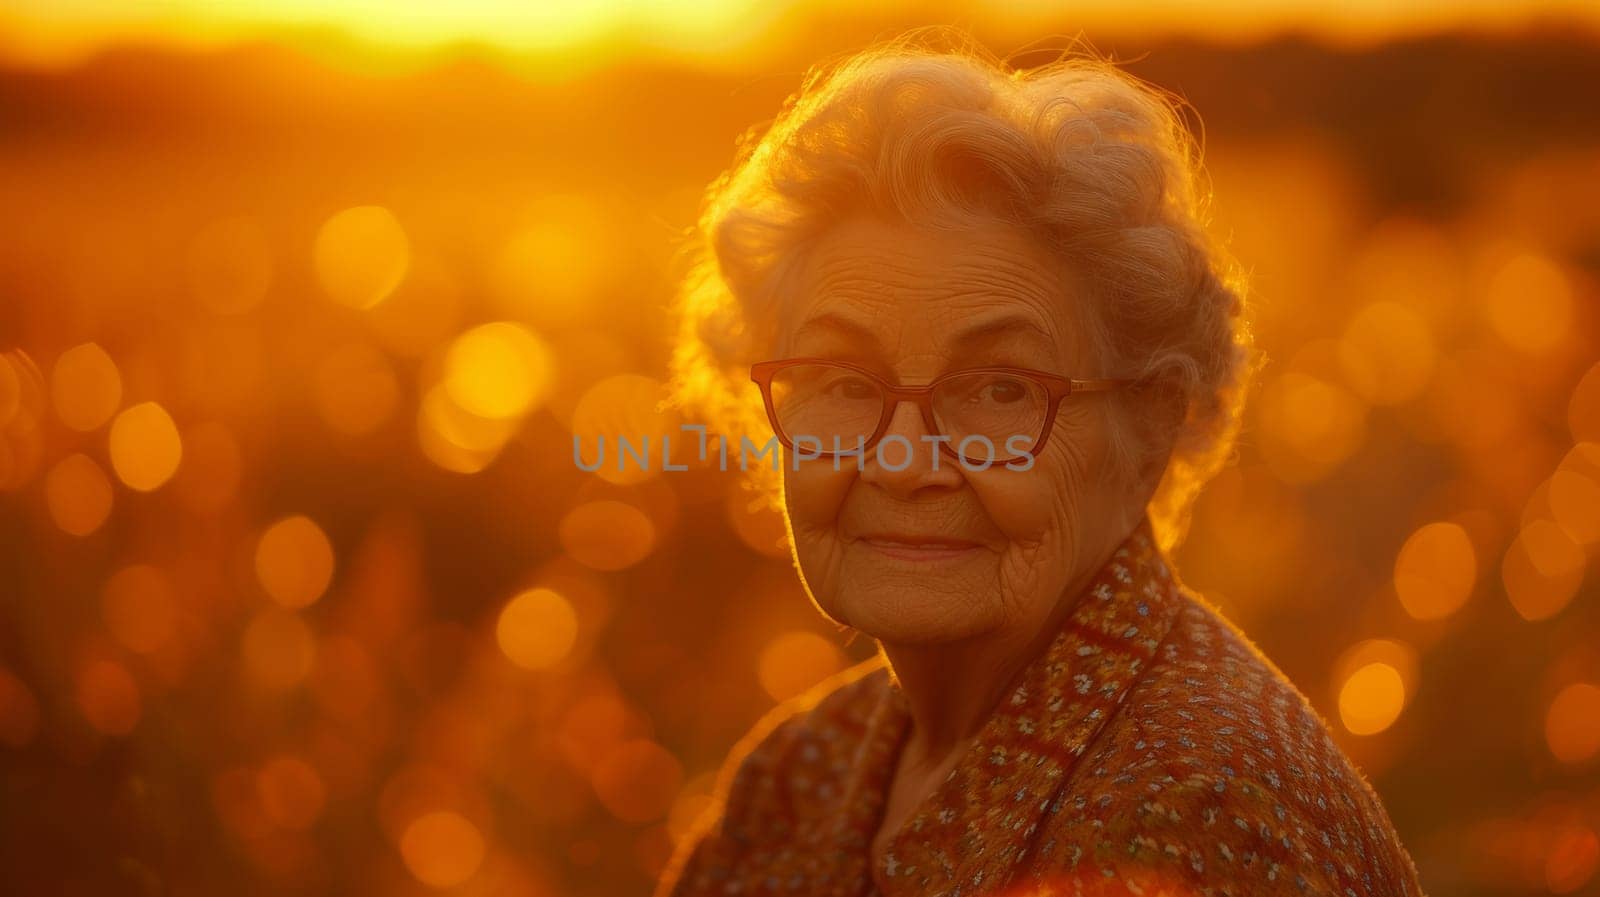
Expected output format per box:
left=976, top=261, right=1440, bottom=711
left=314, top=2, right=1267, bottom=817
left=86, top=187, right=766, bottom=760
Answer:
left=779, top=463, right=856, bottom=614
left=781, top=461, right=855, bottom=540
left=965, top=465, right=1071, bottom=544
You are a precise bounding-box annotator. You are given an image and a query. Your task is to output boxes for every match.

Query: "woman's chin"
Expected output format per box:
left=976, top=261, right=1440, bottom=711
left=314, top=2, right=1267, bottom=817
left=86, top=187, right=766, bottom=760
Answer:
left=828, top=589, right=998, bottom=646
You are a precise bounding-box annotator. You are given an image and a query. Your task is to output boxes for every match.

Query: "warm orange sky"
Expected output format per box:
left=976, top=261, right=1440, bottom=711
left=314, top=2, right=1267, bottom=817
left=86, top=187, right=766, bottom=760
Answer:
left=3, top=0, right=1599, bottom=69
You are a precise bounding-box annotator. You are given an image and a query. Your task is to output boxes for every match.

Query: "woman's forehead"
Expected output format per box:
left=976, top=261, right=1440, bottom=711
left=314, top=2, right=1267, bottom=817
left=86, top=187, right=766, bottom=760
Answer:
left=779, top=217, right=1088, bottom=364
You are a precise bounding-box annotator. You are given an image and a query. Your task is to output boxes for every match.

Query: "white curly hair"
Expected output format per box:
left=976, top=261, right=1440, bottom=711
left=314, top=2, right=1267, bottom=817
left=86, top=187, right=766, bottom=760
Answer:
left=668, top=31, right=1261, bottom=552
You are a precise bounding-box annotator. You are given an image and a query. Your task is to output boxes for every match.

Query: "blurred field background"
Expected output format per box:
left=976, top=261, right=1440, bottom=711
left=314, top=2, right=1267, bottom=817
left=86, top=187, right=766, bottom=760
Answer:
left=1, top=3, right=1599, bottom=896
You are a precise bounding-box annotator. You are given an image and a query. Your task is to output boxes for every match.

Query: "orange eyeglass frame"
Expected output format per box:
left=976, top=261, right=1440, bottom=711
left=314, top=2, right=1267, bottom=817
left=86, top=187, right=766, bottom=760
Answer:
left=749, top=357, right=1135, bottom=462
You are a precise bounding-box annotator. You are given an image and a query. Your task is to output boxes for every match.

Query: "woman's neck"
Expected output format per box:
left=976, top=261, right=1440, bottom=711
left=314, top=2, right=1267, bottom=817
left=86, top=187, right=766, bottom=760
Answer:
left=881, top=632, right=1023, bottom=762
left=877, top=548, right=1111, bottom=764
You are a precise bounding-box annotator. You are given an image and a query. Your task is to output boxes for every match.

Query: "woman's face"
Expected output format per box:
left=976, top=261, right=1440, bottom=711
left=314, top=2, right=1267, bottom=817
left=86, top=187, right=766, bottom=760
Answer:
left=776, top=215, right=1155, bottom=646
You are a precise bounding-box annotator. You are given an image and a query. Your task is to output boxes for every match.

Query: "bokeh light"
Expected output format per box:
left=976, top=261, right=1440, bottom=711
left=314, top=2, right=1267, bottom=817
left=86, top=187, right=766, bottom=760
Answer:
left=400, top=810, right=486, bottom=888
left=50, top=342, right=122, bottom=431
left=664, top=770, right=718, bottom=842
left=559, top=500, right=657, bottom=571
left=1543, top=683, right=1600, bottom=765
left=44, top=452, right=114, bottom=536
left=108, top=401, right=183, bottom=491
left=571, top=374, right=680, bottom=486
left=757, top=630, right=846, bottom=702
left=1256, top=367, right=1368, bottom=483
left=496, top=587, right=579, bottom=671
left=1334, top=639, right=1419, bottom=737
left=726, top=487, right=791, bottom=559
left=1545, top=826, right=1600, bottom=894
left=1339, top=662, right=1407, bottom=736
left=1546, top=453, right=1600, bottom=545
left=255, top=515, right=336, bottom=609
left=314, top=205, right=409, bottom=309
left=1337, top=301, right=1436, bottom=406
left=1393, top=521, right=1477, bottom=620
left=1502, top=519, right=1585, bottom=621
left=442, top=322, right=553, bottom=421
left=1481, top=251, right=1574, bottom=355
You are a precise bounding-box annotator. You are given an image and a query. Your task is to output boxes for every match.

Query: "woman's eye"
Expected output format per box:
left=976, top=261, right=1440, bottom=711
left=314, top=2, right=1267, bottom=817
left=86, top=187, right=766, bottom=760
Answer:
left=984, top=379, right=1026, bottom=404
left=826, top=377, right=877, bottom=400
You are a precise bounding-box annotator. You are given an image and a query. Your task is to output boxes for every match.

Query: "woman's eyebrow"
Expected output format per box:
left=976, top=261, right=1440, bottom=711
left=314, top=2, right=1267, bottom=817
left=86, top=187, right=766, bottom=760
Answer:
left=950, top=315, right=1057, bottom=355
left=791, top=312, right=885, bottom=354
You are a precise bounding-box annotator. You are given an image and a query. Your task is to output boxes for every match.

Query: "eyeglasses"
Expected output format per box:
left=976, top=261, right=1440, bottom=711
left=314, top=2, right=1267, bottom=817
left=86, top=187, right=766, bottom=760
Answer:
left=749, top=358, right=1134, bottom=465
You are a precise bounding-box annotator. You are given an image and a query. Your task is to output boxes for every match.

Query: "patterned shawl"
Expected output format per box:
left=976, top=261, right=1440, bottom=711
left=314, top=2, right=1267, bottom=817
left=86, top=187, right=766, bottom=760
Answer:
left=656, top=513, right=1425, bottom=897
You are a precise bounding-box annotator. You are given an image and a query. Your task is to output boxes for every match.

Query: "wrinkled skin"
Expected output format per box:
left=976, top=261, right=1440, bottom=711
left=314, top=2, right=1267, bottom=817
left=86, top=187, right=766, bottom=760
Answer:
left=776, top=215, right=1161, bottom=649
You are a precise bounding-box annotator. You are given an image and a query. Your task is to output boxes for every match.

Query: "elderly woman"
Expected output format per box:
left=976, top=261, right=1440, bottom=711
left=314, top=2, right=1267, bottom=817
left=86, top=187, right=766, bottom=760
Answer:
left=655, top=39, right=1425, bottom=897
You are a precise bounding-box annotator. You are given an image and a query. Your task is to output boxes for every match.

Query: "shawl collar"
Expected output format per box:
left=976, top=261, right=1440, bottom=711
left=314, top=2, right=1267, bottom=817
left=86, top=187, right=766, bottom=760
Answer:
left=847, top=512, right=1185, bottom=897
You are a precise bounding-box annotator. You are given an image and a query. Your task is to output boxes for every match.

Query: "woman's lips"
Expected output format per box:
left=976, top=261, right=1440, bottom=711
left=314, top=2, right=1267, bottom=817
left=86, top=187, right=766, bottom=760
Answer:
left=856, top=534, right=982, bottom=562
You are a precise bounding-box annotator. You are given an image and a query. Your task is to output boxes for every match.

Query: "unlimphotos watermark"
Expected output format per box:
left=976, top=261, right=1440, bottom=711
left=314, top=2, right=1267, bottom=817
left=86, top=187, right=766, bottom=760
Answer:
left=573, top=425, right=1037, bottom=473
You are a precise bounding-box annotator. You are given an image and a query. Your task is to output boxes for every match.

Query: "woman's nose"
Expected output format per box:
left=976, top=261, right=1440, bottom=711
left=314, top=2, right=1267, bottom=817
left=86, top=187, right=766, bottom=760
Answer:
left=859, top=400, right=964, bottom=496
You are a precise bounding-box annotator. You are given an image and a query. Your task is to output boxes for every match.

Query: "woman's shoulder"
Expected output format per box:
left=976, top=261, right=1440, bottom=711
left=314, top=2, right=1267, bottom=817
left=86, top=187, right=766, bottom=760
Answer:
left=653, top=654, right=888, bottom=896
left=1131, top=588, right=1374, bottom=790
left=722, top=651, right=890, bottom=788
left=1049, top=587, right=1427, bottom=895
left=1133, top=588, right=1334, bottom=736
left=693, top=653, right=889, bottom=832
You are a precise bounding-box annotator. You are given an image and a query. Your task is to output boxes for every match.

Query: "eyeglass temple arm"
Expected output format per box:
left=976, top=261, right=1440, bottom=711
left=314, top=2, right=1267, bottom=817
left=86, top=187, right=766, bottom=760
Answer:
left=1070, top=377, right=1137, bottom=393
